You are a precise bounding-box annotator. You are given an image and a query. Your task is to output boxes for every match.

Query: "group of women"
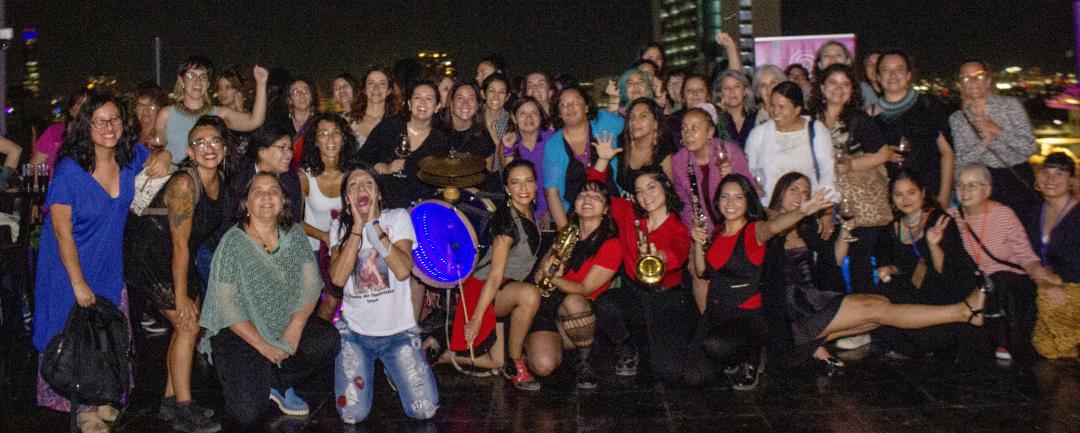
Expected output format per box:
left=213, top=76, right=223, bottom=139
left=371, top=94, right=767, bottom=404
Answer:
left=27, top=38, right=1080, bottom=433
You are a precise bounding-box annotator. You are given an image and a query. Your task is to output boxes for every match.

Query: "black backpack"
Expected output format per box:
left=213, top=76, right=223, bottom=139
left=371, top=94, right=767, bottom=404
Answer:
left=41, top=296, right=132, bottom=408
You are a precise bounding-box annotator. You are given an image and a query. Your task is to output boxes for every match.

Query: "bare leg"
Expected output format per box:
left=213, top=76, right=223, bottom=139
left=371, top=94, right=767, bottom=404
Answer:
left=525, top=331, right=564, bottom=377
left=690, top=262, right=708, bottom=314
left=446, top=322, right=505, bottom=370
left=494, top=282, right=541, bottom=360
left=161, top=309, right=199, bottom=404
left=164, top=332, right=175, bottom=398
left=819, top=290, right=986, bottom=342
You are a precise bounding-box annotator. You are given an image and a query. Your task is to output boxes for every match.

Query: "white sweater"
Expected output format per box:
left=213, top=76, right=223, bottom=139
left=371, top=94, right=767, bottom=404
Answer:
left=745, top=116, right=837, bottom=203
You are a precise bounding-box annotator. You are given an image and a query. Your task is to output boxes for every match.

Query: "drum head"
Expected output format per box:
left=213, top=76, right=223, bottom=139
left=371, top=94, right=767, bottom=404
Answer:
left=409, top=200, right=479, bottom=288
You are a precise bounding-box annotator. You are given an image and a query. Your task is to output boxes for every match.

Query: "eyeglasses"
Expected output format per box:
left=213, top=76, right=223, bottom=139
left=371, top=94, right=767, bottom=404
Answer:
left=90, top=116, right=123, bottom=129
left=183, top=72, right=210, bottom=82
left=290, top=88, right=311, bottom=96
left=270, top=143, right=293, bottom=152
left=955, top=182, right=987, bottom=192
left=191, top=137, right=225, bottom=150
left=316, top=129, right=343, bottom=139
left=958, top=71, right=989, bottom=84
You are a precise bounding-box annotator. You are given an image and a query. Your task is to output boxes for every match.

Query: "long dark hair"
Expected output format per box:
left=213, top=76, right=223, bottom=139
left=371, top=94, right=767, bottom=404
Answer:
left=300, top=112, right=360, bottom=176
left=767, top=171, right=811, bottom=211
left=565, top=180, right=618, bottom=271
left=501, top=159, right=538, bottom=212
left=57, top=92, right=138, bottom=173
left=405, top=80, right=441, bottom=123
left=334, top=165, right=382, bottom=247
left=711, top=174, right=766, bottom=237
left=807, top=63, right=863, bottom=123
left=617, top=98, right=670, bottom=191
left=889, top=168, right=939, bottom=219
left=630, top=167, right=683, bottom=217
left=237, top=171, right=294, bottom=230
left=350, top=66, right=402, bottom=124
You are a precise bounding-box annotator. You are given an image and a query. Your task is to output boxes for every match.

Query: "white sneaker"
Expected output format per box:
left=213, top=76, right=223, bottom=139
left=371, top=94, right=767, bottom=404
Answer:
left=995, top=346, right=1013, bottom=361
left=835, top=333, right=871, bottom=350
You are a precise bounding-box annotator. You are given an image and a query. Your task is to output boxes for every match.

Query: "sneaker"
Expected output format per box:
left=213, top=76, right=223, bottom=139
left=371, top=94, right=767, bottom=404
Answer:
left=574, top=356, right=600, bottom=390
left=613, top=342, right=639, bottom=377
left=141, top=313, right=168, bottom=334
left=173, top=403, right=222, bottom=433
left=158, top=396, right=215, bottom=421
left=269, top=388, right=310, bottom=416
left=995, top=346, right=1013, bottom=361
left=504, top=357, right=541, bottom=391
left=731, top=360, right=762, bottom=391
left=835, top=333, right=871, bottom=350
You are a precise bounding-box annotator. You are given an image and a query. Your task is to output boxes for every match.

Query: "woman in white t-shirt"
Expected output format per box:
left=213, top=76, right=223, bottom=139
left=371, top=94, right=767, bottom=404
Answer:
left=328, top=166, right=438, bottom=424
left=745, top=81, right=837, bottom=203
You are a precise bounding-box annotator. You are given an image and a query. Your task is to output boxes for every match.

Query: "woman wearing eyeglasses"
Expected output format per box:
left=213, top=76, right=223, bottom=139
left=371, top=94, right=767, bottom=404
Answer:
left=33, top=93, right=169, bottom=433
left=298, top=113, right=361, bottom=321
left=154, top=56, right=268, bottom=164
left=217, top=126, right=304, bottom=249
left=123, top=116, right=230, bottom=433
left=949, top=59, right=1039, bottom=213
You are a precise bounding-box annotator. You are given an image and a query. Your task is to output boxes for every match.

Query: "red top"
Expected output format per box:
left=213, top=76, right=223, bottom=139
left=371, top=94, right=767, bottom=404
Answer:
left=586, top=167, right=691, bottom=287
left=563, top=238, right=623, bottom=300
left=706, top=221, right=765, bottom=310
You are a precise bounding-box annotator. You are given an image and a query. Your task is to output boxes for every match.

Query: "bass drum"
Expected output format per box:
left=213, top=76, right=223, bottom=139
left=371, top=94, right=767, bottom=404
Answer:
left=409, top=190, right=495, bottom=288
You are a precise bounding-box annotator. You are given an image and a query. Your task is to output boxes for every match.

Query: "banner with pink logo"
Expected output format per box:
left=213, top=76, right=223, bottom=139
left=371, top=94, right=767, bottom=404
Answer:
left=753, top=34, right=857, bottom=71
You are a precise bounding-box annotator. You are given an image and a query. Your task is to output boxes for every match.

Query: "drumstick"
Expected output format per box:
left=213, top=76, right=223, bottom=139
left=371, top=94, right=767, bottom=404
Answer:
left=449, top=242, right=477, bottom=361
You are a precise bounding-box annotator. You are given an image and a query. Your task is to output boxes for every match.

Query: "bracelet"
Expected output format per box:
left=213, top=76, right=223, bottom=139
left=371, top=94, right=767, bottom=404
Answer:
left=351, top=231, right=362, bottom=237
left=378, top=232, right=389, bottom=241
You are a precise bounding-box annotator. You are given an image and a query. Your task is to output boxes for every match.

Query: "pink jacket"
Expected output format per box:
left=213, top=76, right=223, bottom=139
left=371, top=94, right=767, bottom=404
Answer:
left=671, top=138, right=751, bottom=231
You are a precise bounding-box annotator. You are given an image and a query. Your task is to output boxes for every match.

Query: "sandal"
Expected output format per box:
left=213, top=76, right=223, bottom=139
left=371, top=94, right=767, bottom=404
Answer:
left=77, top=411, right=109, bottom=433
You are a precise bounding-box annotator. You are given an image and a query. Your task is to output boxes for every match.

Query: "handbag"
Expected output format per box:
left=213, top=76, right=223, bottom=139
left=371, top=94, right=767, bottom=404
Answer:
left=130, top=164, right=177, bottom=216
left=41, top=296, right=132, bottom=406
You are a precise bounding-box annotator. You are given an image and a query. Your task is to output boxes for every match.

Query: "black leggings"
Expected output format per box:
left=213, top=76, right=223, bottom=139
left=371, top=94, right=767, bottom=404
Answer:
left=684, top=314, right=766, bottom=386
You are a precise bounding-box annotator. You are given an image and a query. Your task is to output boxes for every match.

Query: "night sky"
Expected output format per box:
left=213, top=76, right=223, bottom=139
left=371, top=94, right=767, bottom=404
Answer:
left=5, top=0, right=1077, bottom=99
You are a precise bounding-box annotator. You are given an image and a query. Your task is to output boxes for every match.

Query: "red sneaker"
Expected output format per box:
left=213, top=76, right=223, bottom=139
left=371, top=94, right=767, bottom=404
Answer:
left=504, top=357, right=540, bottom=391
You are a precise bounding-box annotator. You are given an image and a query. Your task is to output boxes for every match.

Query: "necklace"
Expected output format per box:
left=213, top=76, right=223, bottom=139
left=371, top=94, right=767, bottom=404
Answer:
left=1040, top=196, right=1074, bottom=245
left=250, top=225, right=279, bottom=254
left=174, top=101, right=212, bottom=117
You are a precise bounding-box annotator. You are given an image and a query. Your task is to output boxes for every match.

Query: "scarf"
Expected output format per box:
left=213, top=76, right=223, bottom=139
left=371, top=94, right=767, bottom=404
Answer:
left=875, top=90, right=918, bottom=124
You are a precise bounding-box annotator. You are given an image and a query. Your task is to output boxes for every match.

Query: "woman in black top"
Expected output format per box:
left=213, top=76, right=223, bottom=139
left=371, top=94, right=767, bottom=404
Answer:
left=366, top=81, right=449, bottom=209
left=808, top=63, right=898, bottom=296
left=123, top=116, right=226, bottom=432
left=218, top=125, right=304, bottom=247
left=439, top=81, right=497, bottom=192
left=615, top=98, right=675, bottom=193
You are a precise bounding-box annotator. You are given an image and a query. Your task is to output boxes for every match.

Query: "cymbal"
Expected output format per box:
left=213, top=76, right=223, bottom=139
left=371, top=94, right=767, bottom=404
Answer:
left=418, top=151, right=486, bottom=188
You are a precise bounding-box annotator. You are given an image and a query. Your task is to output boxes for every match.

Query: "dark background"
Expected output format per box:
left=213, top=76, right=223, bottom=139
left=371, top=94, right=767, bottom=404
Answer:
left=5, top=0, right=1077, bottom=97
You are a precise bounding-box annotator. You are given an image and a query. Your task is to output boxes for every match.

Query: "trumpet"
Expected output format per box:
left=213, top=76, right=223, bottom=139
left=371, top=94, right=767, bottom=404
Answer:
left=687, top=157, right=708, bottom=228
left=635, top=219, right=665, bottom=285
left=536, top=223, right=580, bottom=297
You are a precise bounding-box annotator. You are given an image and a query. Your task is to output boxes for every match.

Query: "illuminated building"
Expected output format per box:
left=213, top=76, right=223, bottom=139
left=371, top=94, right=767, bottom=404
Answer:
left=22, top=27, right=40, bottom=97
left=87, top=74, right=118, bottom=92
left=650, top=0, right=780, bottom=72
left=417, top=51, right=456, bottom=78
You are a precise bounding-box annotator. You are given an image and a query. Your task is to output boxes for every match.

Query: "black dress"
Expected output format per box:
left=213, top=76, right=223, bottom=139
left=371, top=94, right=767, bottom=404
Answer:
left=123, top=168, right=223, bottom=309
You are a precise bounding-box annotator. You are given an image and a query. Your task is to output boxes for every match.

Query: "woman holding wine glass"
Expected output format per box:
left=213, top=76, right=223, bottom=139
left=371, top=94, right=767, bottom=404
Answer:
left=367, top=81, right=447, bottom=209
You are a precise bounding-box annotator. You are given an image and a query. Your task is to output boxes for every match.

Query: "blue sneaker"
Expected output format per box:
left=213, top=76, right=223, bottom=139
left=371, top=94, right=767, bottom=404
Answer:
left=269, top=388, right=310, bottom=416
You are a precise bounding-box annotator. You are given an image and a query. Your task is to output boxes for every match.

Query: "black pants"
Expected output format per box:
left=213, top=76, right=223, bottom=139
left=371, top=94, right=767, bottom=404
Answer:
left=210, top=317, right=340, bottom=427
left=684, top=312, right=766, bottom=386
left=594, top=280, right=695, bottom=383
left=988, top=271, right=1039, bottom=364
left=988, top=163, right=1039, bottom=214
left=847, top=225, right=887, bottom=294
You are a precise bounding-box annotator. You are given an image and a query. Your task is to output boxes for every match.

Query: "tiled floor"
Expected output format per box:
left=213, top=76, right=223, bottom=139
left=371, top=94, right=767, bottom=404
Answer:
left=3, top=327, right=1079, bottom=433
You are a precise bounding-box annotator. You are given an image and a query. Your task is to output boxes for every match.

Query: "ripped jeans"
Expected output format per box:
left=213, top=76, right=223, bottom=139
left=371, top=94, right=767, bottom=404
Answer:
left=334, top=323, right=439, bottom=423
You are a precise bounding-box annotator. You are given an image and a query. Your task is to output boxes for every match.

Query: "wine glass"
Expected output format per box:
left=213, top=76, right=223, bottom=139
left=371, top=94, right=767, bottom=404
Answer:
left=896, top=137, right=910, bottom=167
left=716, top=144, right=728, bottom=164
left=839, top=196, right=858, bottom=243
left=750, top=167, right=766, bottom=196
left=394, top=132, right=410, bottom=178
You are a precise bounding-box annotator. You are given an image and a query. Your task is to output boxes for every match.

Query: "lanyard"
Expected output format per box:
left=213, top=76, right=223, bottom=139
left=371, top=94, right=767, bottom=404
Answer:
left=901, top=212, right=926, bottom=261
left=1039, top=197, right=1073, bottom=263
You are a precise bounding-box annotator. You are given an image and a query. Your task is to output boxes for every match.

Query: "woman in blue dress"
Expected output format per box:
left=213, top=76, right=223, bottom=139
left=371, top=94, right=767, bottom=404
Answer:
left=33, top=93, right=169, bottom=433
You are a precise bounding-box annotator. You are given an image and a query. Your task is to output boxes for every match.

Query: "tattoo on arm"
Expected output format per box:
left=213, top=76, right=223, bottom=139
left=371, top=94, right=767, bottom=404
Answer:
left=166, top=177, right=195, bottom=228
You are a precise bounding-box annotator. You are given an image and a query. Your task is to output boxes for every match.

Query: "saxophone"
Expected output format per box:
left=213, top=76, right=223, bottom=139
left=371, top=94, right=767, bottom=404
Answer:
left=536, top=223, right=580, bottom=297
left=635, top=219, right=665, bottom=285
left=687, top=157, right=708, bottom=228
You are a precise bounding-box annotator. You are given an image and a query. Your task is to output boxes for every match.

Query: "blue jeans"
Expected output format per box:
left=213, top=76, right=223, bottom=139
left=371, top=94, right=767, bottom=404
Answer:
left=334, top=323, right=439, bottom=423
